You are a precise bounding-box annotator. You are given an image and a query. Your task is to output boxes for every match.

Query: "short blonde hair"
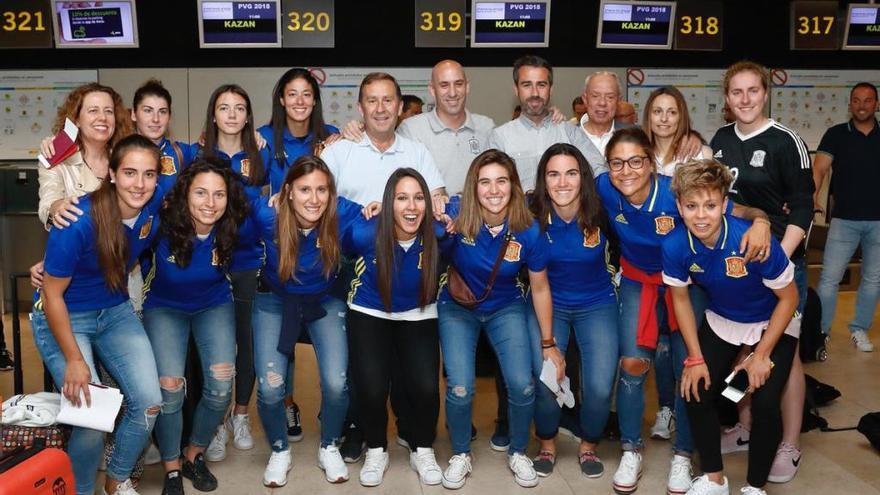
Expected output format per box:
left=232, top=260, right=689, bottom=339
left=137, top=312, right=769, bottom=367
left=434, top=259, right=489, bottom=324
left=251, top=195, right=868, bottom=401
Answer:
left=671, top=159, right=733, bottom=200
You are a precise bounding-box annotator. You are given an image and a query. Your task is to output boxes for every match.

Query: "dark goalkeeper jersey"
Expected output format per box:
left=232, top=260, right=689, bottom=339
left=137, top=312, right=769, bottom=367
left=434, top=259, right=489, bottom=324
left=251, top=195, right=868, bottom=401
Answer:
left=710, top=120, right=814, bottom=255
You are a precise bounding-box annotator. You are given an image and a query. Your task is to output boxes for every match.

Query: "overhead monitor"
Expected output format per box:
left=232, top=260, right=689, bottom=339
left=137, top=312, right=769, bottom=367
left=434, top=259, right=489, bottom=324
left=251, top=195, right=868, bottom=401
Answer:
left=198, top=1, right=282, bottom=48
left=843, top=3, right=880, bottom=50
left=470, top=1, right=551, bottom=48
left=51, top=0, right=139, bottom=48
left=597, top=0, right=675, bottom=50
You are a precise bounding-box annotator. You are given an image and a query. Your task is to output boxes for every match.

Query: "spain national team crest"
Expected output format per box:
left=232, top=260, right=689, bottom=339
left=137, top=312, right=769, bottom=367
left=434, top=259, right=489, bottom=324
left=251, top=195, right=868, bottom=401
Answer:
left=724, top=256, right=748, bottom=278
left=583, top=228, right=600, bottom=248
left=211, top=248, right=220, bottom=266
left=138, top=216, right=153, bottom=239
left=504, top=240, right=522, bottom=262
left=240, top=159, right=251, bottom=178
left=160, top=156, right=176, bottom=176
left=654, top=215, right=675, bottom=235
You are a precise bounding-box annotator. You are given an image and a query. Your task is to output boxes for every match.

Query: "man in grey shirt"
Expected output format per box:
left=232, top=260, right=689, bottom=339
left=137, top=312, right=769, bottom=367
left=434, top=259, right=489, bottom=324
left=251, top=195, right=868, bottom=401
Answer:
left=397, top=60, right=496, bottom=195
left=488, top=55, right=587, bottom=191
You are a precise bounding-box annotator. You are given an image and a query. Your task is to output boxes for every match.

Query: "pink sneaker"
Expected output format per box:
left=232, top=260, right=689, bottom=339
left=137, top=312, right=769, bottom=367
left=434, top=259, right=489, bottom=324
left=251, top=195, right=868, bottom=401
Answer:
left=719, top=423, right=750, bottom=455
left=767, top=442, right=801, bottom=483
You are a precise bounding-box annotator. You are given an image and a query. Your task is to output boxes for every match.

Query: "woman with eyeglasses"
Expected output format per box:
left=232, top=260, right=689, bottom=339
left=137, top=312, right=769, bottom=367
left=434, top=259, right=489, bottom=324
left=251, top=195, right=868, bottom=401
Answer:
left=596, top=128, right=770, bottom=495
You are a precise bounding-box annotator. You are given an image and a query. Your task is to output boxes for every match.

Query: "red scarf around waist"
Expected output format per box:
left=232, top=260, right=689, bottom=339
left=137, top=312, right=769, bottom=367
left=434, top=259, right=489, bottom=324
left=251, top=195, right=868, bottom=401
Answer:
left=620, top=257, right=678, bottom=350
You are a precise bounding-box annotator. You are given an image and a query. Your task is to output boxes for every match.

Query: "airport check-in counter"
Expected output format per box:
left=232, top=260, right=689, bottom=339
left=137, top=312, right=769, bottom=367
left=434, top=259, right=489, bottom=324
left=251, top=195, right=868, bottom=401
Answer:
left=0, top=161, right=46, bottom=311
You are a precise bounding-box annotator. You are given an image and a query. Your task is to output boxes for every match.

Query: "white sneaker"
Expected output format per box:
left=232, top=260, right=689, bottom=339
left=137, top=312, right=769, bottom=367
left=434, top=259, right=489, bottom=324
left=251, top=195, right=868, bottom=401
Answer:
left=667, top=454, right=692, bottom=494
left=719, top=423, right=750, bottom=454
left=359, top=447, right=389, bottom=487
left=508, top=452, right=539, bottom=488
left=740, top=486, right=767, bottom=495
left=318, top=445, right=349, bottom=483
left=651, top=406, right=676, bottom=440
left=205, top=423, right=228, bottom=462
left=410, top=447, right=442, bottom=485
left=263, top=449, right=292, bottom=487
left=442, top=453, right=473, bottom=489
left=143, top=442, right=161, bottom=465
left=101, top=478, right=140, bottom=495
left=612, top=451, right=642, bottom=494
left=851, top=330, right=874, bottom=352
left=687, top=474, right=729, bottom=495
left=231, top=413, right=254, bottom=450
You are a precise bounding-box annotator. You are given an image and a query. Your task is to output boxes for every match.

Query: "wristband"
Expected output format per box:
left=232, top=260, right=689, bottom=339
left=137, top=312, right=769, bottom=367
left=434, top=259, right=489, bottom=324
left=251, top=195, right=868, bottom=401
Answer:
left=683, top=356, right=705, bottom=367
left=541, top=337, right=556, bottom=346
left=752, top=217, right=770, bottom=227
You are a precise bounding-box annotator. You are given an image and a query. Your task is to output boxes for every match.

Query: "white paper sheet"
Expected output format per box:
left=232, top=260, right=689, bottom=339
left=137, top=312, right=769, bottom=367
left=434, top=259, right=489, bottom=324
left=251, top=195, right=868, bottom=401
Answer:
left=57, top=383, right=123, bottom=433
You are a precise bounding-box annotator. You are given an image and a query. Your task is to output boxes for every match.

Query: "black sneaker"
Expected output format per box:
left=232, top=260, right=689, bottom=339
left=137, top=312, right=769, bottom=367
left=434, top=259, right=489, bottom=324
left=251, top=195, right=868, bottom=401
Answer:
left=0, top=349, right=14, bottom=371
left=161, top=470, right=185, bottom=495
left=489, top=419, right=510, bottom=452
left=182, top=453, right=218, bottom=492
left=471, top=423, right=478, bottom=441
left=285, top=402, right=303, bottom=442
left=340, top=424, right=366, bottom=463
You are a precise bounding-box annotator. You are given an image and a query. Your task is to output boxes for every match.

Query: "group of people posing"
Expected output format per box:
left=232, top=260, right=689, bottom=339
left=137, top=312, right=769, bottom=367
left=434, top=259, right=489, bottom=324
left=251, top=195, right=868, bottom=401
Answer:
left=30, top=53, right=869, bottom=495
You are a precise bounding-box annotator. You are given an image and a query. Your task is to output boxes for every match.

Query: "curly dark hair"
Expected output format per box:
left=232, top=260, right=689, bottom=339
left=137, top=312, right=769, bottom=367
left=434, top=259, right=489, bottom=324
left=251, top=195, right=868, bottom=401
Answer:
left=160, top=158, right=249, bottom=268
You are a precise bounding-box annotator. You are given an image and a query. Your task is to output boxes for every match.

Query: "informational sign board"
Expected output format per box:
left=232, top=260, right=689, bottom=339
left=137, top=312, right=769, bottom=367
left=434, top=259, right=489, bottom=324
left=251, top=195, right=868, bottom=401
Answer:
left=199, top=1, right=282, bottom=48
left=52, top=0, right=138, bottom=48
left=282, top=0, right=334, bottom=48
left=790, top=0, right=840, bottom=50
left=0, top=0, right=53, bottom=49
left=843, top=3, right=880, bottom=50
left=625, top=68, right=728, bottom=142
left=674, top=0, right=722, bottom=51
left=597, top=0, right=675, bottom=49
left=0, top=70, right=97, bottom=160
left=769, top=69, right=880, bottom=149
left=471, top=1, right=551, bottom=47
left=415, top=0, right=466, bottom=47
left=309, top=67, right=432, bottom=127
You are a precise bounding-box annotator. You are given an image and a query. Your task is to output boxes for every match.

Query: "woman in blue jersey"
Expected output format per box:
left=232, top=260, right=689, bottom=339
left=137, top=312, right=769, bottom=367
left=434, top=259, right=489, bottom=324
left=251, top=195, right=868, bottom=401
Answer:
left=250, top=155, right=362, bottom=488
left=437, top=149, right=563, bottom=490
left=195, top=84, right=270, bottom=457
left=131, top=79, right=191, bottom=192
left=30, top=134, right=164, bottom=495
left=141, top=159, right=249, bottom=495
left=343, top=168, right=447, bottom=487
left=663, top=159, right=799, bottom=495
left=257, top=67, right=341, bottom=442
left=526, top=143, right=618, bottom=479
left=597, top=128, right=770, bottom=495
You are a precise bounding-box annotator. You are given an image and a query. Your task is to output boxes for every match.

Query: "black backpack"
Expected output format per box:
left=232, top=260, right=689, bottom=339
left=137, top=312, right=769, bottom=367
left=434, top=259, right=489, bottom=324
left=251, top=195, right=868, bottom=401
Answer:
left=857, top=413, right=880, bottom=450
left=799, top=287, right=828, bottom=362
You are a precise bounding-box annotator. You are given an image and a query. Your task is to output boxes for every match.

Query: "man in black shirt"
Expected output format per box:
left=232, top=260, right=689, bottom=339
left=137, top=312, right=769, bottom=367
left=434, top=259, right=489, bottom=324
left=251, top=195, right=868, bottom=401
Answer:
left=814, top=82, right=880, bottom=352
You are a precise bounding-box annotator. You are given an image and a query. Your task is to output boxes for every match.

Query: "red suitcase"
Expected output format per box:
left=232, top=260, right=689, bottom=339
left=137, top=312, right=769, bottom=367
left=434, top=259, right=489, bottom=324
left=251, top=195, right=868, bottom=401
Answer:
left=0, top=445, right=75, bottom=495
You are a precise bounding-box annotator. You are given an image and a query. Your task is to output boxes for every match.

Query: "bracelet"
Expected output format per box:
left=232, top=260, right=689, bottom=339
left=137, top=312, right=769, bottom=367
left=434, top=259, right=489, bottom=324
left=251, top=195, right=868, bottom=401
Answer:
left=683, top=356, right=705, bottom=367
left=541, top=337, right=556, bottom=346
left=542, top=343, right=557, bottom=350
left=752, top=217, right=771, bottom=227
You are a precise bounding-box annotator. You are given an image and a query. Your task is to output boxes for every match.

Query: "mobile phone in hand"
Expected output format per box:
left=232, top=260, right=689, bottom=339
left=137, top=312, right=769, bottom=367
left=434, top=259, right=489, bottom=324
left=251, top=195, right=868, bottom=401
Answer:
left=722, top=368, right=750, bottom=403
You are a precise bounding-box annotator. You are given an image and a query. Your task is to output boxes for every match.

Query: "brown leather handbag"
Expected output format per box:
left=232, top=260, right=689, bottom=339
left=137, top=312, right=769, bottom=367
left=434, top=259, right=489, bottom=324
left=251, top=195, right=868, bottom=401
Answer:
left=447, top=232, right=511, bottom=310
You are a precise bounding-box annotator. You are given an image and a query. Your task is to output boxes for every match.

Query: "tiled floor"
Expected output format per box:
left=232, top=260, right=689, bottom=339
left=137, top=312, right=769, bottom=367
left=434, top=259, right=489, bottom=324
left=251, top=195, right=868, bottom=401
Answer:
left=2, top=292, right=878, bottom=494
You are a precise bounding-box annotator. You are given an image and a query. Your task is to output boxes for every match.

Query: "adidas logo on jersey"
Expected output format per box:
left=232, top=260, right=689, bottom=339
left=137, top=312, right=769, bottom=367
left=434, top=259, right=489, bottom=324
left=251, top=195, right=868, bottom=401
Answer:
left=689, top=263, right=704, bottom=273
left=615, top=213, right=628, bottom=224
left=714, top=150, right=723, bottom=158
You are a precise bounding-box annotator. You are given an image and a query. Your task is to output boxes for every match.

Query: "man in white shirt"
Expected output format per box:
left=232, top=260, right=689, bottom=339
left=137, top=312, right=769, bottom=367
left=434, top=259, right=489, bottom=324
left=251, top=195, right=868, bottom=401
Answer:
left=397, top=60, right=496, bottom=195
left=321, top=73, right=446, bottom=204
left=488, top=55, right=584, bottom=191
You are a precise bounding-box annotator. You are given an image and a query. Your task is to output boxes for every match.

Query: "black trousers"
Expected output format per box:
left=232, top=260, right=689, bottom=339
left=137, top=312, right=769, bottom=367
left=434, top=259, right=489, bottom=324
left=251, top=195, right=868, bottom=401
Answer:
left=346, top=310, right=440, bottom=450
left=231, top=269, right=259, bottom=406
left=686, top=319, right=797, bottom=488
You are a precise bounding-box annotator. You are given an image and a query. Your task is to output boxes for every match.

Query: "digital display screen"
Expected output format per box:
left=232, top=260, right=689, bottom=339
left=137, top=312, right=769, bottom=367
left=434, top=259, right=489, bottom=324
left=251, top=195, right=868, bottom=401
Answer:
left=471, top=1, right=550, bottom=48
left=843, top=4, right=880, bottom=50
left=199, top=1, right=281, bottom=48
left=597, top=0, right=675, bottom=49
left=52, top=1, right=138, bottom=48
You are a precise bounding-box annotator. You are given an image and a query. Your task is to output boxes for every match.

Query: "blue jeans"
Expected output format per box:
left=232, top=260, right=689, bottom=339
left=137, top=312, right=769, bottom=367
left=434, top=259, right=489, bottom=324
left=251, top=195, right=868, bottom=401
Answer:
left=252, top=293, right=349, bottom=450
left=654, top=332, right=675, bottom=411
left=817, top=219, right=880, bottom=335
left=668, top=285, right=707, bottom=456
left=143, top=303, right=236, bottom=461
left=439, top=299, right=535, bottom=455
left=529, top=302, right=618, bottom=444
left=31, top=301, right=162, bottom=495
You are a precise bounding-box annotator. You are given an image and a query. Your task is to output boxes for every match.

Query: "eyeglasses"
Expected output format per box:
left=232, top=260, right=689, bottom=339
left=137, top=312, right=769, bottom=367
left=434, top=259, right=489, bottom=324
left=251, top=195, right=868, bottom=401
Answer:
left=608, top=155, right=650, bottom=171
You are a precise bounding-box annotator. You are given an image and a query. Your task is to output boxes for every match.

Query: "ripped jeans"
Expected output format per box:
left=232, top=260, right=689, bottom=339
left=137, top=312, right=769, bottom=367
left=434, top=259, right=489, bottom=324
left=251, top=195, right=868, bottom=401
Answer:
left=439, top=299, right=535, bottom=455
left=143, top=303, right=236, bottom=461
left=252, top=292, right=349, bottom=451
left=32, top=301, right=162, bottom=495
